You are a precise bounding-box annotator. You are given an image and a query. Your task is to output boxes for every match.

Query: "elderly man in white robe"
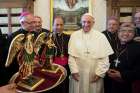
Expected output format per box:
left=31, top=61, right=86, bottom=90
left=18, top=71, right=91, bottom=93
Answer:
left=68, top=13, right=114, bottom=93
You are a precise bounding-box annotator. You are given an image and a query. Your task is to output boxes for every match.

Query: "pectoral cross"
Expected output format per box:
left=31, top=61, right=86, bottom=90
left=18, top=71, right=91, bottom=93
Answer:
left=114, top=58, right=120, bottom=67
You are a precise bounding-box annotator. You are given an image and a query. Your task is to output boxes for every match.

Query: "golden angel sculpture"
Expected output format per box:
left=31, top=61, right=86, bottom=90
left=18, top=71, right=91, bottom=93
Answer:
left=39, top=33, right=58, bottom=72
left=5, top=32, right=47, bottom=81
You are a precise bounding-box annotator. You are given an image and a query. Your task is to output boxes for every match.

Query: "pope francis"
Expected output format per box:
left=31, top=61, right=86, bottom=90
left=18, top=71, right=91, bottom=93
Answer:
left=68, top=13, right=114, bottom=93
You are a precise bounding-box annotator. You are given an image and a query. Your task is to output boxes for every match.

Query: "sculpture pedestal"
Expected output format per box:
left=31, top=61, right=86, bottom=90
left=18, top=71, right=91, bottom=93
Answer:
left=42, top=64, right=59, bottom=73
left=10, top=64, right=67, bottom=93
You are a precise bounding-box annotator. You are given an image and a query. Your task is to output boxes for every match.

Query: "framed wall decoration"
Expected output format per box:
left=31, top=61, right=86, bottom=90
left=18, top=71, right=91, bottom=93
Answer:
left=51, top=0, right=92, bottom=34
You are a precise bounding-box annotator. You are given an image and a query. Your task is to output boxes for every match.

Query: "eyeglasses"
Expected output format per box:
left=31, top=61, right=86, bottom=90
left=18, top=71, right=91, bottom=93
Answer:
left=119, top=30, right=134, bottom=33
left=24, top=21, right=35, bottom=24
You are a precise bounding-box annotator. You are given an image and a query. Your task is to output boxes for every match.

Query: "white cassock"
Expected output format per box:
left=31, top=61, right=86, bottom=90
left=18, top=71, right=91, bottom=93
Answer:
left=68, top=29, right=114, bottom=93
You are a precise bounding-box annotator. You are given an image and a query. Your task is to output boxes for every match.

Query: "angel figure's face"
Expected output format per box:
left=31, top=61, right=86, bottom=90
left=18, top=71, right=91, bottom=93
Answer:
left=26, top=34, right=34, bottom=41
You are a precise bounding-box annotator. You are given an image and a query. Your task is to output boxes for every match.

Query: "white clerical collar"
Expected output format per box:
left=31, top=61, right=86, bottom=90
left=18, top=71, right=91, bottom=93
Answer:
left=82, top=29, right=92, bottom=34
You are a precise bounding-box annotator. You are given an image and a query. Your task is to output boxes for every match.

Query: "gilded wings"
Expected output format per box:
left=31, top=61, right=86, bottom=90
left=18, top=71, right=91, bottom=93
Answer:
left=34, top=32, right=47, bottom=49
left=5, top=32, right=48, bottom=67
left=5, top=34, right=25, bottom=67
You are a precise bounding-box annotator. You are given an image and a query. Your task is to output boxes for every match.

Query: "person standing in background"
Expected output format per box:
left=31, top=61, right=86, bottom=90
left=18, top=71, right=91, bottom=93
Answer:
left=134, top=12, right=140, bottom=36
left=102, top=16, right=119, bottom=53
left=133, top=12, right=140, bottom=42
left=132, top=11, right=140, bottom=93
left=34, top=16, right=49, bottom=34
left=8, top=11, right=36, bottom=43
left=53, top=16, right=70, bottom=67
left=46, top=16, right=70, bottom=93
left=68, top=13, right=113, bottom=93
left=11, top=12, right=36, bottom=38
left=102, top=16, right=120, bottom=93
left=105, top=22, right=140, bottom=93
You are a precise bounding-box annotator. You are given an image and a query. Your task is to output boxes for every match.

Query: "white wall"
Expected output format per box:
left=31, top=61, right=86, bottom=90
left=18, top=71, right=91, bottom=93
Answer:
left=34, top=0, right=50, bottom=30
left=93, top=0, right=107, bottom=31
left=34, top=0, right=107, bottom=32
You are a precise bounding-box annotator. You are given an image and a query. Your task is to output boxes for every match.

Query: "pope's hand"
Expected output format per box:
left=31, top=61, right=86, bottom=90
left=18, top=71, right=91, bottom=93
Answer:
left=72, top=73, right=80, bottom=81
left=91, top=75, right=101, bottom=83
